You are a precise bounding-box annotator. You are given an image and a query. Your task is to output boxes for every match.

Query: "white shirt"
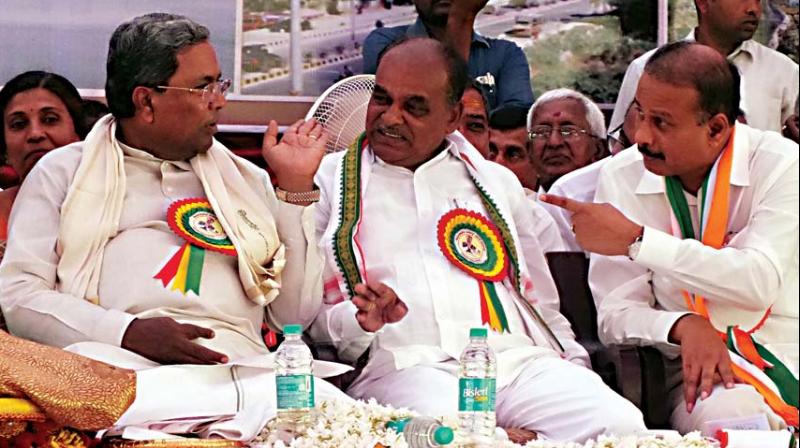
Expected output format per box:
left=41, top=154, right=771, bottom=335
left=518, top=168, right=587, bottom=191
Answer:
left=0, top=142, right=320, bottom=360
left=610, top=31, right=799, bottom=134
left=524, top=188, right=566, bottom=254
left=538, top=157, right=611, bottom=253
left=311, top=136, right=589, bottom=386
left=589, top=123, right=799, bottom=372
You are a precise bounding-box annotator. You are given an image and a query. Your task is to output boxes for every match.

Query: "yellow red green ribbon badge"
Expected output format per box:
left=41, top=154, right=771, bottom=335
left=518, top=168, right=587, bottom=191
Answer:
left=154, top=198, right=237, bottom=295
left=437, top=208, right=510, bottom=333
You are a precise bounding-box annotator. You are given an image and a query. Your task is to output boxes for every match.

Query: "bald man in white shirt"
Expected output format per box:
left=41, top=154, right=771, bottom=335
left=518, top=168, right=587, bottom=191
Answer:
left=544, top=41, right=799, bottom=433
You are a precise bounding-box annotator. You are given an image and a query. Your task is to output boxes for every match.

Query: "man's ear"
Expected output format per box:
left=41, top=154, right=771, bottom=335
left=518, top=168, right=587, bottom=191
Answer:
left=695, top=0, right=709, bottom=16
left=592, top=136, right=608, bottom=162
left=446, top=101, right=464, bottom=134
left=132, top=86, right=156, bottom=123
left=707, top=112, right=731, bottom=145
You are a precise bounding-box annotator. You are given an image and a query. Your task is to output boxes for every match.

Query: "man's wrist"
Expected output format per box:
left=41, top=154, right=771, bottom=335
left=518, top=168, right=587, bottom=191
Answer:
left=626, top=225, right=645, bottom=260
left=668, top=313, right=700, bottom=344
left=275, top=186, right=320, bottom=205
left=275, top=176, right=315, bottom=193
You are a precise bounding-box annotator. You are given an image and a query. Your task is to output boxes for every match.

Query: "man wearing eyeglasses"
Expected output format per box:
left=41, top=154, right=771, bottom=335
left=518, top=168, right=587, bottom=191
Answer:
left=0, top=13, right=350, bottom=440
left=526, top=89, right=607, bottom=252
left=486, top=104, right=564, bottom=255
left=528, top=89, right=607, bottom=194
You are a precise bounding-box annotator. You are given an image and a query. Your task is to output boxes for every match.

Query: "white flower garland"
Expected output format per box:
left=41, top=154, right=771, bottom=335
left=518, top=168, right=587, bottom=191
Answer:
left=250, top=399, right=719, bottom=448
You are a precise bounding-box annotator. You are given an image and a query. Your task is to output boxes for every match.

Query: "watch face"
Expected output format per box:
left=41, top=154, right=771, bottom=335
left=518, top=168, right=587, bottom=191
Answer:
left=628, top=241, right=642, bottom=260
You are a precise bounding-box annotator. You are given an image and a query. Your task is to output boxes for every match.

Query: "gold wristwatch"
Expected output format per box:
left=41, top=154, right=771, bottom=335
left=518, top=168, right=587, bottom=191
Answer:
left=275, top=186, right=320, bottom=204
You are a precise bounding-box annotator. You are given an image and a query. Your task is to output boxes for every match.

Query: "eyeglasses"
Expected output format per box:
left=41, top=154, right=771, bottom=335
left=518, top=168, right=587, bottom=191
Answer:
left=528, top=125, right=592, bottom=141
left=155, top=79, right=232, bottom=103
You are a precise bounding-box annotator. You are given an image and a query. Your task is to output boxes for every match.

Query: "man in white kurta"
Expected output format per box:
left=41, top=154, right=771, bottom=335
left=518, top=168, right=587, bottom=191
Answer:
left=544, top=42, right=799, bottom=434
left=0, top=13, right=348, bottom=441
left=308, top=38, right=646, bottom=443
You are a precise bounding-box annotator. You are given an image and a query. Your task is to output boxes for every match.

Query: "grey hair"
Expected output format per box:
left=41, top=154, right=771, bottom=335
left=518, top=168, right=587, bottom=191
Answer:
left=527, top=88, right=607, bottom=139
left=105, top=13, right=210, bottom=118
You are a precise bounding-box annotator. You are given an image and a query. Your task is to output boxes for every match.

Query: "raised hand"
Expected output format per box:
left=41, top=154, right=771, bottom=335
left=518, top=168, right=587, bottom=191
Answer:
left=668, top=314, right=735, bottom=413
left=121, top=317, right=228, bottom=365
left=262, top=119, right=328, bottom=193
left=351, top=281, right=408, bottom=333
left=540, top=194, right=643, bottom=256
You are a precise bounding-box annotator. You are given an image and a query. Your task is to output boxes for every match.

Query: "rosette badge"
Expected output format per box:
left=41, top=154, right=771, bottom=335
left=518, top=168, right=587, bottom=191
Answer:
left=153, top=198, right=237, bottom=295
left=437, top=209, right=510, bottom=333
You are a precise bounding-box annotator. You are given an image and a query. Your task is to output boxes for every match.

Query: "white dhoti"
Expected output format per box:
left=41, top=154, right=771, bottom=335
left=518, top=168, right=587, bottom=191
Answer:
left=347, top=357, right=646, bottom=442
left=67, top=342, right=353, bottom=441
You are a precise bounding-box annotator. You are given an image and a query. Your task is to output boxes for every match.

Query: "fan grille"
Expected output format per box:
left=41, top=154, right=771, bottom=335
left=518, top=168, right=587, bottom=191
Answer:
left=305, top=75, right=375, bottom=153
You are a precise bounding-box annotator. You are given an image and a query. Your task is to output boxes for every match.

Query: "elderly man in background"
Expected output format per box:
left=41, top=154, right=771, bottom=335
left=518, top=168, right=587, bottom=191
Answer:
left=0, top=13, right=349, bottom=440
left=610, top=0, right=799, bottom=139
left=487, top=104, right=564, bottom=254
left=544, top=41, right=799, bottom=433
left=529, top=89, right=607, bottom=193
left=528, top=89, right=607, bottom=252
left=300, top=37, right=646, bottom=443
left=362, top=0, right=533, bottom=110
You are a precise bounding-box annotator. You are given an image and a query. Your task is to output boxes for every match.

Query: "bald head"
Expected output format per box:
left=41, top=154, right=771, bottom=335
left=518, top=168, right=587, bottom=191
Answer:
left=644, top=41, right=739, bottom=123
left=378, top=38, right=469, bottom=107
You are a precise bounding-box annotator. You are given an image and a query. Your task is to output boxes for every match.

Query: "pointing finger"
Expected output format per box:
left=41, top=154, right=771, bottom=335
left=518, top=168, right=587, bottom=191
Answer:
left=539, top=194, right=586, bottom=213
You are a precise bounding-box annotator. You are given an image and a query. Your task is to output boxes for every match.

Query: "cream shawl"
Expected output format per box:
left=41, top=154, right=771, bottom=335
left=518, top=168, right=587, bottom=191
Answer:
left=56, top=114, right=284, bottom=306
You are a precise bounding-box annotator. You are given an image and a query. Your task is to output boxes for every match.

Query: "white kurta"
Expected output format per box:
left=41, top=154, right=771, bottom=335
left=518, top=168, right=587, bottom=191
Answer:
left=610, top=31, right=799, bottom=134
left=312, top=137, right=589, bottom=381
left=589, top=124, right=799, bottom=430
left=0, top=141, right=322, bottom=360
left=310, top=136, right=644, bottom=441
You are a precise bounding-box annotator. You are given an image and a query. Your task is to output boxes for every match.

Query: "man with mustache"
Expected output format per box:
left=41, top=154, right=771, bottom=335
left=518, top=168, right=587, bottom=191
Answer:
left=610, top=0, right=799, bottom=140
left=0, top=13, right=350, bottom=440
left=543, top=41, right=799, bottom=433
left=362, top=0, right=533, bottom=110
left=305, top=38, right=646, bottom=442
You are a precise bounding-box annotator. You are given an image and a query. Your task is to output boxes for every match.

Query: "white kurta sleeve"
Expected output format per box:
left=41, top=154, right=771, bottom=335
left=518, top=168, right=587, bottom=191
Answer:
left=631, top=158, right=799, bottom=313
left=0, top=148, right=137, bottom=348
left=265, top=198, right=324, bottom=331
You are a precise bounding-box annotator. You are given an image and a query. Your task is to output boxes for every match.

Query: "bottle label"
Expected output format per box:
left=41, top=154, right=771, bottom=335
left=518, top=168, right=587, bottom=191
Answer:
left=276, top=374, right=315, bottom=410
left=458, top=378, right=496, bottom=412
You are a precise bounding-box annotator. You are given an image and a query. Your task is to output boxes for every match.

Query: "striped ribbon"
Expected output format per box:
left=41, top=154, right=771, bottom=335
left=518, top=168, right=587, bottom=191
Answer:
left=664, top=128, right=798, bottom=427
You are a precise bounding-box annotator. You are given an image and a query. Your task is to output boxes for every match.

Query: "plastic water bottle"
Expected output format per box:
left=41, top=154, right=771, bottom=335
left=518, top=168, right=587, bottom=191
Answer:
left=274, top=324, right=315, bottom=433
left=386, top=417, right=455, bottom=447
left=457, top=328, right=496, bottom=447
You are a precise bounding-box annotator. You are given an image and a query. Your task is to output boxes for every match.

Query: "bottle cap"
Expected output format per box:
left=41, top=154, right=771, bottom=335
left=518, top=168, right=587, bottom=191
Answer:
left=469, top=328, right=488, bottom=338
left=385, top=418, right=408, bottom=433
left=433, top=426, right=455, bottom=444
left=283, top=324, right=303, bottom=335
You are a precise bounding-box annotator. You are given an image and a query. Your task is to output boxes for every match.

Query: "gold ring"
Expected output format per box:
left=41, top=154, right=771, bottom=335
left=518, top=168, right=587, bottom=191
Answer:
left=365, top=302, right=376, bottom=312
left=309, top=135, right=319, bottom=140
